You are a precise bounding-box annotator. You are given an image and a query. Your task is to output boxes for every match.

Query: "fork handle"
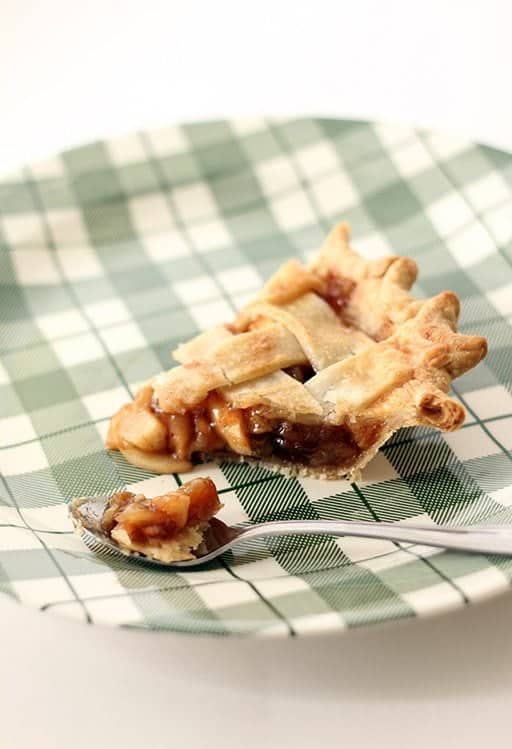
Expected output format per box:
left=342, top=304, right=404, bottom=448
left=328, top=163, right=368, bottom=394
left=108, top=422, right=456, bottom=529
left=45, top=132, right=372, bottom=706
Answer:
left=239, top=520, right=512, bottom=555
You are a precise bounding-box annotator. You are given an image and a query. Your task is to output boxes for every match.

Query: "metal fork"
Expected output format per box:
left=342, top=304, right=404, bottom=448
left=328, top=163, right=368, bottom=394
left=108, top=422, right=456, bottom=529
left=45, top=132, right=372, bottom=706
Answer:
left=70, top=494, right=512, bottom=568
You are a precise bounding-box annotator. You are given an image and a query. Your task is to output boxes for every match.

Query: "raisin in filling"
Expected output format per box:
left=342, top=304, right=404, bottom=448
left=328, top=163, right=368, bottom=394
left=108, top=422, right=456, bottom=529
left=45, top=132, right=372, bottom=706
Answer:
left=246, top=415, right=363, bottom=469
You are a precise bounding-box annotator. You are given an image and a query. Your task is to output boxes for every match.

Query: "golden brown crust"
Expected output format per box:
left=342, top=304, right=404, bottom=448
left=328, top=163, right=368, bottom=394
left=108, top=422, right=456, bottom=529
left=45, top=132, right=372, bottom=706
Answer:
left=257, top=259, right=322, bottom=305
left=106, top=221, right=488, bottom=479
left=415, top=390, right=465, bottom=431
left=242, top=294, right=373, bottom=371
left=153, top=323, right=308, bottom=412
left=310, top=222, right=422, bottom=339
left=221, top=370, right=324, bottom=419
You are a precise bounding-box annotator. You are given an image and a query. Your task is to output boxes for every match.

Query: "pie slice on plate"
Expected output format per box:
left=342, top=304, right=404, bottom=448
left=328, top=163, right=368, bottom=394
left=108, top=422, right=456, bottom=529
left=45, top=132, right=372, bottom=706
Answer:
left=106, top=222, right=487, bottom=479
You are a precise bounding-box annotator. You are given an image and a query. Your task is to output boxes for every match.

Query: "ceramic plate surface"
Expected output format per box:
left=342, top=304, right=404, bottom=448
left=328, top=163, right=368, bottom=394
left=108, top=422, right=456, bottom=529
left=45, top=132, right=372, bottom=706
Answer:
left=1, top=117, right=511, bottom=636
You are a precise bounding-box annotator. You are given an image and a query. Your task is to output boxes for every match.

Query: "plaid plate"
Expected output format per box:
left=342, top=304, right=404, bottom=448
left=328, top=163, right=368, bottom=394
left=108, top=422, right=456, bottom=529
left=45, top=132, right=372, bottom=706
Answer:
left=1, top=118, right=511, bottom=637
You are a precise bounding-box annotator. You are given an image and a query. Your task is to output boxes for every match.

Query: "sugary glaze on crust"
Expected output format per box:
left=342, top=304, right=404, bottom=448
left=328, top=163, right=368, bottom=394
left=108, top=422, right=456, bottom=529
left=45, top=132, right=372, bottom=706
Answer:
left=106, top=222, right=487, bottom=479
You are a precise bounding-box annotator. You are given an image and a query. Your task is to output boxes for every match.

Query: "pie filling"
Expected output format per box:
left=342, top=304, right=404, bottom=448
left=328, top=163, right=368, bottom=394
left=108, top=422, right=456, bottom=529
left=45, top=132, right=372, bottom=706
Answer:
left=107, top=385, right=377, bottom=473
left=316, top=271, right=356, bottom=317
left=247, top=418, right=362, bottom=469
left=100, top=477, right=222, bottom=562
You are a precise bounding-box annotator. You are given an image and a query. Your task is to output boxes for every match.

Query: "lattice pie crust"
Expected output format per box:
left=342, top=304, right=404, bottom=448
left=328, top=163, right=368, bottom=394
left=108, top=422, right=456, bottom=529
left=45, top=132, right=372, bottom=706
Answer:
left=106, top=223, right=487, bottom=479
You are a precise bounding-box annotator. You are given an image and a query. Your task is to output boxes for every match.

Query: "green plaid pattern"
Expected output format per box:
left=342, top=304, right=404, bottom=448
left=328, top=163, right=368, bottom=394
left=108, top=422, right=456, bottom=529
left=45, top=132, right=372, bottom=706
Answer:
left=1, top=117, right=511, bottom=636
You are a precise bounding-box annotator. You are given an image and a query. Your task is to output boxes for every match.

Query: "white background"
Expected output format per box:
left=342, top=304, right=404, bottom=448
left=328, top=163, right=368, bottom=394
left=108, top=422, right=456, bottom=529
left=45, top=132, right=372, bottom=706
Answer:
left=1, top=1, right=512, bottom=747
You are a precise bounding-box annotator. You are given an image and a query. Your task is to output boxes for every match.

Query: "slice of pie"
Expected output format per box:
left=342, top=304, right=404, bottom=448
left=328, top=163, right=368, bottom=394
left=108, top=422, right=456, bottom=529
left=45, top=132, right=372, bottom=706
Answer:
left=106, top=222, right=487, bottom=479
left=73, top=477, right=222, bottom=562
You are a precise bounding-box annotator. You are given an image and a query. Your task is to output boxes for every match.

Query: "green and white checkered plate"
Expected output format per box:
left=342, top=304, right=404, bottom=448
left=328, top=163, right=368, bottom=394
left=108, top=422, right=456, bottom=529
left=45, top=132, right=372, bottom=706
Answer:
left=1, top=117, right=511, bottom=636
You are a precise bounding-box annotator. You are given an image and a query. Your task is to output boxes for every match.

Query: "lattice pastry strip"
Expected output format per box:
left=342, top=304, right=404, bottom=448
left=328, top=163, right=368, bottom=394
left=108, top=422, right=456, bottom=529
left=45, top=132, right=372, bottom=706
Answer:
left=106, top=222, right=487, bottom=479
